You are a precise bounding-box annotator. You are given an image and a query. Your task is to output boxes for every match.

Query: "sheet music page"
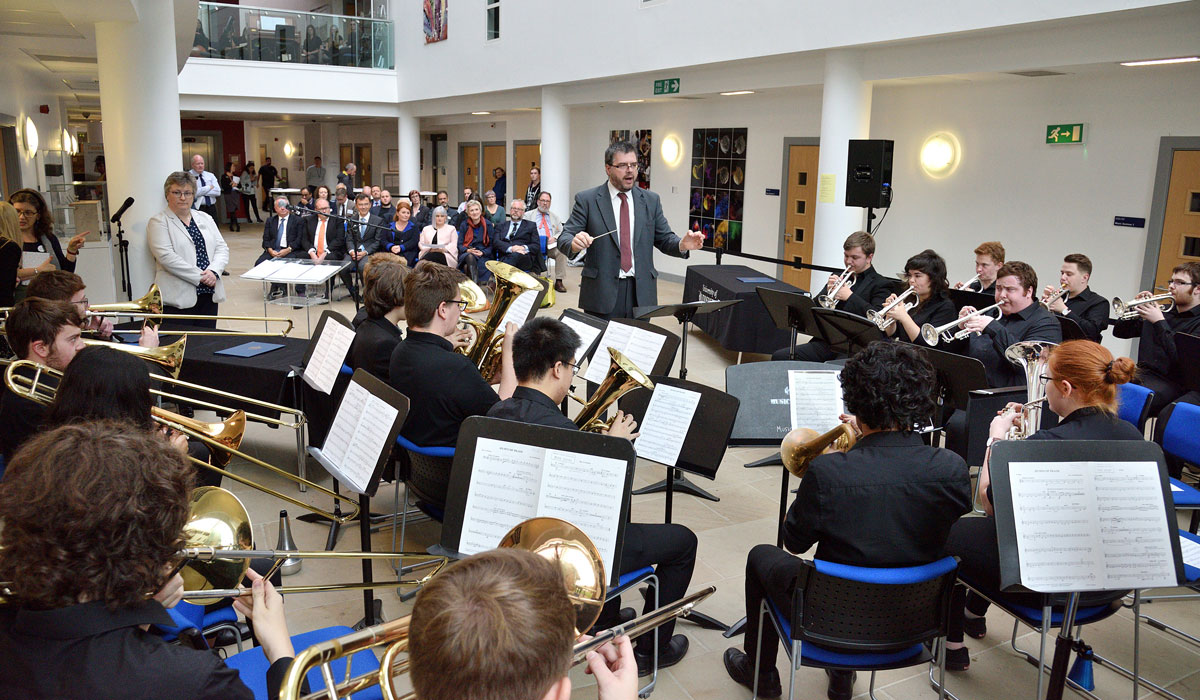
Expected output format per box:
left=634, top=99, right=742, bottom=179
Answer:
left=536, top=448, right=628, bottom=575
left=561, top=317, right=603, bottom=365
left=1172, top=483, right=1183, bottom=492
left=303, top=320, right=356, bottom=394
left=1010, top=461, right=1177, bottom=591
left=298, top=263, right=337, bottom=283
left=499, top=288, right=539, bottom=330
left=583, top=322, right=634, bottom=384
left=1180, top=537, right=1200, bottom=570
left=635, top=384, right=701, bottom=466
left=787, top=370, right=844, bottom=432
left=319, top=381, right=399, bottom=494
left=18, top=252, right=49, bottom=286
left=242, top=258, right=286, bottom=280
left=266, top=261, right=312, bottom=281
left=457, top=438, right=546, bottom=556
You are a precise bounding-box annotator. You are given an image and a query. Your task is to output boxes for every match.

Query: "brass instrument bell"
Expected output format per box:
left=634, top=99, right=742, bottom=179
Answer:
left=780, top=423, right=857, bottom=479
left=571, top=347, right=655, bottom=432
left=498, top=516, right=607, bottom=634
left=180, top=486, right=255, bottom=601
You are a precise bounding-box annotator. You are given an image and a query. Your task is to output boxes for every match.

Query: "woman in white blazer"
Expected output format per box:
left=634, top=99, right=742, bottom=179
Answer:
left=146, top=172, right=230, bottom=329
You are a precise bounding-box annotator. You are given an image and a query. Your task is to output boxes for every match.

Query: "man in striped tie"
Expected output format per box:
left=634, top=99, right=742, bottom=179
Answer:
left=524, top=190, right=567, bottom=293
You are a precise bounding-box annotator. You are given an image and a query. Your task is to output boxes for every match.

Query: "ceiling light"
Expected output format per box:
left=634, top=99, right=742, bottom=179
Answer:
left=1120, top=56, right=1199, bottom=67
left=920, top=132, right=960, bottom=179
left=618, top=99, right=644, bottom=104
left=720, top=90, right=755, bottom=96
left=471, top=111, right=491, bottom=115
left=23, top=117, right=38, bottom=155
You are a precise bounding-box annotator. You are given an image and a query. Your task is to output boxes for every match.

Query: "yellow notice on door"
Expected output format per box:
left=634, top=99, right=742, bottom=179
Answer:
left=817, top=173, right=836, bottom=203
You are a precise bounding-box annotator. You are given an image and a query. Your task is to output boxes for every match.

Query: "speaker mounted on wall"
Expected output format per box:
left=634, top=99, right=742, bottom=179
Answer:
left=845, top=139, right=893, bottom=209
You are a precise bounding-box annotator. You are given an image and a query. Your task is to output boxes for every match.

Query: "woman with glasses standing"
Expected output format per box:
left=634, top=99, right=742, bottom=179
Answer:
left=146, top=172, right=230, bottom=329
left=9, top=189, right=89, bottom=300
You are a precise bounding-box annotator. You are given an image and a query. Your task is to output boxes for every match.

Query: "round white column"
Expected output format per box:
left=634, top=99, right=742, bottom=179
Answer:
left=397, top=105, right=420, bottom=193
left=540, top=87, right=570, bottom=219
left=94, top=0, right=183, bottom=296
left=812, top=50, right=873, bottom=270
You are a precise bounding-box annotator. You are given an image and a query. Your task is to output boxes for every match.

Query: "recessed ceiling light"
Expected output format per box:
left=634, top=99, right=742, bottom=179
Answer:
left=1120, top=56, right=1199, bottom=67
left=618, top=99, right=644, bottom=104
left=720, top=90, right=755, bottom=96
left=471, top=111, right=491, bottom=115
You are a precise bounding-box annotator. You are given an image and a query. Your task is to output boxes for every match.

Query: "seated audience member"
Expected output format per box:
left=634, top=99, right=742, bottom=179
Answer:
left=954, top=241, right=1005, bottom=295
left=409, top=189, right=431, bottom=229
left=1042, top=253, right=1108, bottom=343
left=456, top=200, right=496, bottom=284
left=298, top=187, right=313, bottom=210
left=525, top=191, right=568, bottom=293
left=0, top=421, right=298, bottom=699
left=369, top=185, right=382, bottom=206
left=418, top=207, right=458, bottom=267
left=409, top=549, right=638, bottom=700
left=958, top=261, right=1062, bottom=388
left=306, top=198, right=341, bottom=272
left=0, top=298, right=84, bottom=462
left=380, top=200, right=420, bottom=268
left=494, top=199, right=545, bottom=275
left=339, top=193, right=385, bottom=303
left=388, top=262, right=515, bottom=450
left=724, top=341, right=971, bottom=700
left=256, top=196, right=310, bottom=298
left=487, top=317, right=696, bottom=674
left=1112, top=261, right=1200, bottom=415
left=371, top=189, right=396, bottom=223
left=484, top=189, right=506, bottom=228
left=27, top=269, right=158, bottom=348
left=350, top=259, right=408, bottom=380
left=434, top=190, right=461, bottom=227
left=881, top=249, right=957, bottom=347
left=944, top=340, right=1142, bottom=670
left=331, top=183, right=352, bottom=219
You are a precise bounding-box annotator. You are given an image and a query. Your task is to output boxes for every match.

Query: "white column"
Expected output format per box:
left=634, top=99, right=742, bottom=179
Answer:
left=540, top=87, right=570, bottom=220
left=812, top=50, right=873, bottom=269
left=397, top=104, right=420, bottom=192
left=320, top=122, right=340, bottom=189
left=94, top=0, right=183, bottom=297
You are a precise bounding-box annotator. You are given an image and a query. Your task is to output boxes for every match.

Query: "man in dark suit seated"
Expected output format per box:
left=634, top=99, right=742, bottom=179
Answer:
left=723, top=342, right=972, bottom=700
left=456, top=200, right=496, bottom=285
left=339, top=193, right=385, bottom=304
left=350, top=259, right=408, bottom=380
left=256, top=197, right=310, bottom=298
left=1042, top=253, right=1108, bottom=343
left=486, top=317, right=696, bottom=674
left=559, top=140, right=704, bottom=320
left=434, top=190, right=462, bottom=228
left=771, top=230, right=893, bottom=361
left=371, top=189, right=396, bottom=223
left=493, top=199, right=544, bottom=275
left=388, top=263, right=515, bottom=450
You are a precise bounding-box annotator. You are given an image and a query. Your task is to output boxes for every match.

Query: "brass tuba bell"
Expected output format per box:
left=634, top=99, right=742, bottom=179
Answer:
left=571, top=347, right=655, bottom=432
left=780, top=423, right=857, bottom=479
left=457, top=261, right=543, bottom=383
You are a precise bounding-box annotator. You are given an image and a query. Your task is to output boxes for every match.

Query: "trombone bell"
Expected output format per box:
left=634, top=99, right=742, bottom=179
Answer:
left=82, top=336, right=187, bottom=378
left=180, top=486, right=255, bottom=601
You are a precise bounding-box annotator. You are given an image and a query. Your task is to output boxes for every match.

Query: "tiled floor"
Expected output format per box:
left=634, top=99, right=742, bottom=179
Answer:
left=207, top=223, right=1200, bottom=699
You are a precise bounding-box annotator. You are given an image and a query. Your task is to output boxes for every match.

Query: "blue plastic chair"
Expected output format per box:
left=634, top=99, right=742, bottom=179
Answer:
left=153, top=601, right=243, bottom=652
left=756, top=556, right=958, bottom=700
left=602, top=566, right=659, bottom=698
left=1154, top=401, right=1200, bottom=532
left=1116, top=382, right=1154, bottom=432
left=392, top=434, right=453, bottom=554
left=224, top=625, right=383, bottom=700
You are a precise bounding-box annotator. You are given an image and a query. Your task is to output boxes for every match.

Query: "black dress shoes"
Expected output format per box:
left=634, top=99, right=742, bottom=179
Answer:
left=825, top=668, right=857, bottom=700
left=634, top=634, right=688, bottom=677
left=723, top=647, right=782, bottom=698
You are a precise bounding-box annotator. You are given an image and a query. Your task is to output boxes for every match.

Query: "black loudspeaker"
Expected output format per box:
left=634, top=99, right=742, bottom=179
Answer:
left=845, top=139, right=893, bottom=208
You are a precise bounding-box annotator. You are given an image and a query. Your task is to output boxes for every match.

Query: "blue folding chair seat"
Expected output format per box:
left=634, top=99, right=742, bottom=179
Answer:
left=153, top=601, right=243, bottom=652
left=1155, top=402, right=1200, bottom=531
left=1116, top=382, right=1154, bottom=432
left=392, top=434, right=453, bottom=556
left=224, top=625, right=383, bottom=700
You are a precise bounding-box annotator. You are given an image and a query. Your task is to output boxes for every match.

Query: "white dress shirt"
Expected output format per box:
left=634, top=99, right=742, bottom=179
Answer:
left=607, top=181, right=635, bottom=278
left=276, top=216, right=290, bottom=248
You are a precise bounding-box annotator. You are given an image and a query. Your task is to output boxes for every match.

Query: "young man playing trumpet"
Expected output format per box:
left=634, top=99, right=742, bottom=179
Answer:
left=953, top=241, right=1005, bottom=295
left=1042, top=253, right=1108, bottom=343
left=1112, top=261, right=1200, bottom=415
left=957, top=261, right=1061, bottom=388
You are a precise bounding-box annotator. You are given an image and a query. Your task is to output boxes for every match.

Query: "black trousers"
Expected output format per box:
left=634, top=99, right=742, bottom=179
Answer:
left=770, top=339, right=840, bottom=362
left=594, top=522, right=697, bottom=652
left=163, top=294, right=218, bottom=329
left=586, top=277, right=638, bottom=322
left=196, top=202, right=219, bottom=222
left=742, top=544, right=807, bottom=670
left=1137, top=370, right=1186, bottom=417
left=499, top=251, right=535, bottom=272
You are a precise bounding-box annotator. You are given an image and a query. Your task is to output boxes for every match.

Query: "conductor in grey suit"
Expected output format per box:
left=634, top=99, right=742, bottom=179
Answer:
left=559, top=141, right=705, bottom=319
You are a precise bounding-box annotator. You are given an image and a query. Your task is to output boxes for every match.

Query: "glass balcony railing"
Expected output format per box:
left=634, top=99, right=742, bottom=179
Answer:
left=192, top=2, right=393, bottom=70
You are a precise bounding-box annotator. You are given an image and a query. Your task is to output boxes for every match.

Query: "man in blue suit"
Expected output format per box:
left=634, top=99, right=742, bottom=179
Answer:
left=494, top=199, right=543, bottom=274
left=559, top=141, right=704, bottom=319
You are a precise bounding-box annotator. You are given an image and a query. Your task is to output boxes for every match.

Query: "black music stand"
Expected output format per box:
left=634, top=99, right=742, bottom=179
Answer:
left=634, top=299, right=743, bottom=381
left=558, top=309, right=609, bottom=415
left=912, top=346, right=988, bottom=428
left=948, top=288, right=995, bottom=313
left=756, top=287, right=816, bottom=360
left=808, top=307, right=883, bottom=356
left=306, top=369, right=410, bottom=628
left=1056, top=314, right=1087, bottom=341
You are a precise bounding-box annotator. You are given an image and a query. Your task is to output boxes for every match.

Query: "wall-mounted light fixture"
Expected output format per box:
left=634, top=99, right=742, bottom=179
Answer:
left=23, top=117, right=38, bottom=155
left=920, top=132, right=960, bottom=179
left=660, top=134, right=683, bottom=167
left=283, top=141, right=295, bottom=158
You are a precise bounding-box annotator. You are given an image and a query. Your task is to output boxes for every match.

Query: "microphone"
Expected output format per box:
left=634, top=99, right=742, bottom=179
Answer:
left=110, top=197, right=135, bottom=224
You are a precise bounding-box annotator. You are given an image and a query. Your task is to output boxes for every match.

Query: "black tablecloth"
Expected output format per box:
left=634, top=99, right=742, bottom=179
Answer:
left=682, top=265, right=804, bottom=354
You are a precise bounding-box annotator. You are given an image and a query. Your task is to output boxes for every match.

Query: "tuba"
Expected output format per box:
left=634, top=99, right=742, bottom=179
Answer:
left=780, top=422, right=857, bottom=479
left=457, top=261, right=543, bottom=383
left=570, top=347, right=655, bottom=432
left=1002, top=340, right=1057, bottom=440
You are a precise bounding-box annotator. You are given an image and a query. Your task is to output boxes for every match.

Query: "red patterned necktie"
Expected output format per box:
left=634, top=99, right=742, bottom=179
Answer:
left=618, top=192, right=632, bottom=273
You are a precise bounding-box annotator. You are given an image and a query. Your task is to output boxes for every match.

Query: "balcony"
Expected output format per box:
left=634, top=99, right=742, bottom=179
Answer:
left=191, top=2, right=393, bottom=70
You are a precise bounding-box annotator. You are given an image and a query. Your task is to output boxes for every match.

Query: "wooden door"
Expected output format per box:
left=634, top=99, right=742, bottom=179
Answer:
left=353, top=143, right=371, bottom=188
left=460, top=144, right=479, bottom=193
left=1156, top=149, right=1200, bottom=284
left=783, top=144, right=818, bottom=290
left=513, top=143, right=540, bottom=203
left=482, top=144, right=506, bottom=203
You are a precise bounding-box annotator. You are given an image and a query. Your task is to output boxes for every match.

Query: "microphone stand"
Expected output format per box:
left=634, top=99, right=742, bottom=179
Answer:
left=112, top=214, right=132, bottom=301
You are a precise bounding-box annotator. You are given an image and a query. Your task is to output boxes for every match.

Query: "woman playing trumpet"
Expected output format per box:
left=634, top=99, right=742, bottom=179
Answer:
left=879, top=249, right=958, bottom=347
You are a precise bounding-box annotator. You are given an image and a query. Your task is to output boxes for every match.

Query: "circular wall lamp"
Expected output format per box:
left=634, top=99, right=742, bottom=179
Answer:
left=920, top=132, right=960, bottom=179
left=283, top=142, right=295, bottom=158
left=660, top=134, right=682, bottom=167
left=23, top=117, right=39, bottom=155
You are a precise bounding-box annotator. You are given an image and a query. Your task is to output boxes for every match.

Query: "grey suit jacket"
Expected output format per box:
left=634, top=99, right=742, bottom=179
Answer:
left=558, top=183, right=687, bottom=315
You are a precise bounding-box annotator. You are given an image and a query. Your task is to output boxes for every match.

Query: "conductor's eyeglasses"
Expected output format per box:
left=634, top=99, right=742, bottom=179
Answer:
left=608, top=162, right=639, bottom=172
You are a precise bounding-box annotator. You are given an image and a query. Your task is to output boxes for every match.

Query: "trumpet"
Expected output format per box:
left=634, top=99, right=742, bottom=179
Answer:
left=1040, top=284, right=1068, bottom=309
left=819, top=264, right=855, bottom=309
left=1112, top=293, right=1175, bottom=320
left=177, top=487, right=445, bottom=602
left=781, top=422, right=857, bottom=479
left=569, top=347, right=655, bottom=432
left=867, top=287, right=917, bottom=331
left=955, top=273, right=981, bottom=291
left=920, top=301, right=1003, bottom=346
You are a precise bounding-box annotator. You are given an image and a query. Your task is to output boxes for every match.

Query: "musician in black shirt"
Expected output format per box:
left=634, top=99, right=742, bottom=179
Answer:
left=349, top=256, right=407, bottom=380
left=882, top=249, right=958, bottom=348
left=1042, top=253, right=1108, bottom=343
left=953, top=241, right=1005, bottom=295
left=772, top=231, right=893, bottom=361
left=1112, top=261, right=1200, bottom=415
left=486, top=317, right=697, bottom=676
left=958, top=261, right=1062, bottom=388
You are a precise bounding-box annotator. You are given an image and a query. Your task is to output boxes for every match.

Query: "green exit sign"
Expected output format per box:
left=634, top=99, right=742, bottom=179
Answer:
left=1046, top=123, right=1085, bottom=144
left=653, top=78, right=680, bottom=95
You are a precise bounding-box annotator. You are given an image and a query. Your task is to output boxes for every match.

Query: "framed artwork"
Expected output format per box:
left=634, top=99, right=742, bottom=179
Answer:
left=382, top=173, right=399, bottom=191
left=689, top=127, right=747, bottom=253
left=424, top=0, right=448, bottom=43
left=388, top=148, right=399, bottom=171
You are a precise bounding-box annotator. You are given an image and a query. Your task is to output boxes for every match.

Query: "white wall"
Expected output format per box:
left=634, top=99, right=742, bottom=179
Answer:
left=0, top=65, right=67, bottom=193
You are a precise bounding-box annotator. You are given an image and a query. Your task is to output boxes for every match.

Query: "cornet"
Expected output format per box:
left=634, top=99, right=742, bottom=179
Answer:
left=819, top=264, right=855, bottom=310
left=867, top=287, right=917, bottom=331
left=1040, top=284, right=1068, bottom=309
left=920, top=301, right=1004, bottom=346
left=1112, top=293, right=1174, bottom=320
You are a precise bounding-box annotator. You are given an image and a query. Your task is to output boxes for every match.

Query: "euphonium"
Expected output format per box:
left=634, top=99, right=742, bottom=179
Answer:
left=819, top=264, right=855, bottom=309
left=780, top=422, right=857, bottom=479
left=457, top=261, right=542, bottom=383
left=570, top=347, right=654, bottom=432
left=1112, top=293, right=1175, bottom=321
left=920, top=301, right=1003, bottom=346
left=1002, top=340, right=1056, bottom=440
left=867, top=286, right=917, bottom=331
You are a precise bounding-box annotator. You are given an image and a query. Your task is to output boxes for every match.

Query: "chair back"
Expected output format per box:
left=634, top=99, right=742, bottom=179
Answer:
left=1116, top=382, right=1154, bottom=432
left=793, top=557, right=958, bottom=652
left=1157, top=401, right=1200, bottom=462
left=395, top=434, right=454, bottom=512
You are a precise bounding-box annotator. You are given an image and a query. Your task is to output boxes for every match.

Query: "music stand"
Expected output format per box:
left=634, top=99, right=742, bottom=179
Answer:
left=808, top=308, right=883, bottom=356
left=1056, top=314, right=1087, bottom=341
left=912, top=345, right=987, bottom=421
left=557, top=309, right=609, bottom=415
left=756, top=288, right=816, bottom=360
left=306, top=369, right=410, bottom=628
left=634, top=299, right=743, bottom=381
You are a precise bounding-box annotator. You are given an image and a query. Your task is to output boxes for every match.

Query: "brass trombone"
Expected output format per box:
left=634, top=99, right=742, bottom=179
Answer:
left=81, top=336, right=187, bottom=378
left=569, top=347, right=655, bottom=432
left=3, top=360, right=359, bottom=523
left=85, top=283, right=294, bottom=337
left=177, top=487, right=445, bottom=602
left=1112, top=292, right=1175, bottom=321
left=920, top=301, right=1004, bottom=346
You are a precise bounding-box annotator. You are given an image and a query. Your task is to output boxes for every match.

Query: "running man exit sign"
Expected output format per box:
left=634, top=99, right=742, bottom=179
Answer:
left=1046, top=123, right=1085, bottom=144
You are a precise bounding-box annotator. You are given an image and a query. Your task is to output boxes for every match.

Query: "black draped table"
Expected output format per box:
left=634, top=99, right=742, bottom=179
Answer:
left=176, top=333, right=310, bottom=415
left=682, top=264, right=805, bottom=354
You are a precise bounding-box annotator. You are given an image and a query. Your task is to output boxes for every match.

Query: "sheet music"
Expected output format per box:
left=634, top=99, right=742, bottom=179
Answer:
left=241, top=258, right=287, bottom=280
left=298, top=264, right=338, bottom=283
left=266, top=261, right=314, bottom=281
left=1172, top=483, right=1183, bottom=492
left=635, top=384, right=701, bottom=466
left=499, top=288, right=539, bottom=330
left=320, top=380, right=399, bottom=494
left=561, top=316, right=603, bottom=365
left=583, top=322, right=666, bottom=385
left=536, top=449, right=627, bottom=574
left=1179, top=537, right=1200, bottom=570
left=303, top=319, right=355, bottom=394
left=787, top=370, right=843, bottom=433
left=1010, top=460, right=1177, bottom=592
